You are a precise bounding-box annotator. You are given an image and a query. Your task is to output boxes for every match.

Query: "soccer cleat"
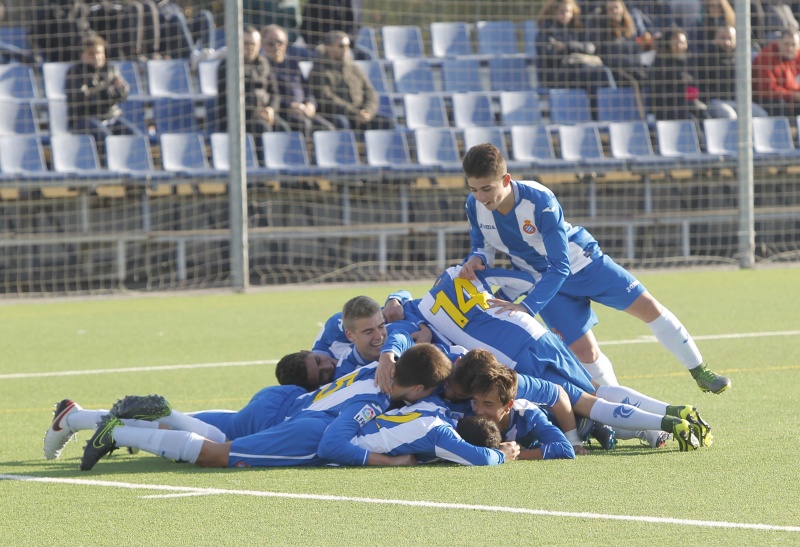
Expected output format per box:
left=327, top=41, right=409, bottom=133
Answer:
left=673, top=405, right=712, bottom=447
left=590, top=423, right=617, bottom=450
left=690, top=364, right=731, bottom=394
left=637, top=430, right=671, bottom=449
left=80, top=414, right=122, bottom=471
left=672, top=419, right=700, bottom=452
left=576, top=417, right=596, bottom=442
left=43, top=399, right=82, bottom=460
left=110, top=394, right=172, bottom=421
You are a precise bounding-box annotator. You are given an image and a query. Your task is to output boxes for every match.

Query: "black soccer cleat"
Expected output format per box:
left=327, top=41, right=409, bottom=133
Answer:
left=80, top=414, right=122, bottom=471
left=110, top=394, right=172, bottom=421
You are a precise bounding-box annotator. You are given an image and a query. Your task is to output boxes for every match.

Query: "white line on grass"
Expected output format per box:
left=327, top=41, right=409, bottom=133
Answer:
left=1, top=474, right=798, bottom=533
left=3, top=329, right=799, bottom=381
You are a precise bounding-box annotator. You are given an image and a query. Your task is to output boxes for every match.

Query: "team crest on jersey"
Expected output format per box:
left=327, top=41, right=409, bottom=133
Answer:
left=522, top=220, right=536, bottom=234
left=353, top=404, right=378, bottom=426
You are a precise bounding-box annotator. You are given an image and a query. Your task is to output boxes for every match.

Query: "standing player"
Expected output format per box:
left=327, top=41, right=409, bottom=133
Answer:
left=459, top=143, right=730, bottom=394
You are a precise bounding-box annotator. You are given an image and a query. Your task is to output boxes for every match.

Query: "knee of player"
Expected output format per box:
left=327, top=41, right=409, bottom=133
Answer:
left=196, top=440, right=232, bottom=468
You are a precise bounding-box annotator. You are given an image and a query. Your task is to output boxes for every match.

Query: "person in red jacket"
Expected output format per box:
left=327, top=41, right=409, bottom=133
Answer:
left=753, top=27, right=800, bottom=116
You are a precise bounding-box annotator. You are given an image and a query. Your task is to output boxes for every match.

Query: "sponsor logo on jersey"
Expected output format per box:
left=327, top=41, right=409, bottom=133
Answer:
left=354, top=404, right=378, bottom=426
left=625, top=280, right=641, bottom=293
left=522, top=220, right=536, bottom=234
left=479, top=223, right=496, bottom=230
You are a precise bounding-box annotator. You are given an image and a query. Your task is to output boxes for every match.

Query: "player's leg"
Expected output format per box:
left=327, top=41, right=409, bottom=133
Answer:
left=226, top=416, right=332, bottom=468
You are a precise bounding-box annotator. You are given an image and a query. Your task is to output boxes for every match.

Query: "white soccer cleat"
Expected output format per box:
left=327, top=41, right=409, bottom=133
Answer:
left=43, top=399, right=82, bottom=460
left=638, top=429, right=671, bottom=449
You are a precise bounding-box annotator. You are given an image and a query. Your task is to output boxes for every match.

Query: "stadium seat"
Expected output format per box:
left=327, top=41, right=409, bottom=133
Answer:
left=313, top=130, right=379, bottom=179
left=381, top=25, right=425, bottom=60
left=608, top=121, right=675, bottom=170
left=703, top=118, right=738, bottom=157
left=413, top=128, right=463, bottom=173
left=209, top=132, right=260, bottom=171
left=42, top=62, right=72, bottom=100
left=147, top=60, right=201, bottom=98
left=262, top=131, right=322, bottom=177
left=152, top=98, right=200, bottom=134
left=403, top=93, right=449, bottom=129
left=548, top=88, right=593, bottom=125
left=510, top=125, right=569, bottom=171
left=0, top=135, right=60, bottom=180
left=430, top=22, right=475, bottom=58
left=522, top=19, right=539, bottom=57
left=452, top=92, right=495, bottom=128
left=655, top=120, right=719, bottom=167
left=355, top=27, right=379, bottom=59
left=119, top=100, right=149, bottom=137
left=463, top=126, right=531, bottom=172
left=751, top=116, right=800, bottom=161
left=46, top=100, right=69, bottom=136
left=597, top=87, right=642, bottom=122
left=364, top=129, right=427, bottom=177
left=106, top=134, right=171, bottom=180
left=354, top=60, right=391, bottom=94
left=50, top=134, right=108, bottom=178
left=558, top=124, right=626, bottom=170
left=111, top=61, right=145, bottom=98
left=159, top=132, right=221, bottom=177
left=441, top=58, right=484, bottom=93
left=499, top=91, right=543, bottom=126
left=0, top=26, right=32, bottom=51
left=391, top=58, right=438, bottom=94
left=476, top=20, right=522, bottom=57
left=0, top=100, right=39, bottom=135
left=488, top=57, right=531, bottom=93
left=0, top=63, right=41, bottom=101
left=198, top=59, right=222, bottom=96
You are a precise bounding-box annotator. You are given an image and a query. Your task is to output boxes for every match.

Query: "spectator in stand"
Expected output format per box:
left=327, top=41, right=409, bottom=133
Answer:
left=752, top=28, right=800, bottom=116
left=299, top=0, right=361, bottom=49
left=647, top=28, right=708, bottom=121
left=625, top=0, right=675, bottom=38
left=217, top=26, right=290, bottom=160
left=692, top=0, right=736, bottom=52
left=308, top=31, right=395, bottom=131
left=586, top=0, right=654, bottom=83
left=30, top=0, right=86, bottom=62
left=65, top=35, right=139, bottom=162
left=536, top=0, right=612, bottom=109
left=262, top=24, right=336, bottom=140
left=695, top=24, right=744, bottom=118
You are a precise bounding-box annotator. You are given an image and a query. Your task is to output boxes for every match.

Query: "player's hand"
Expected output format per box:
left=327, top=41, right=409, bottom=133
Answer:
left=411, top=323, right=432, bottom=344
left=382, top=298, right=404, bottom=323
left=499, top=441, right=520, bottom=461
left=458, top=256, right=485, bottom=280
left=573, top=444, right=589, bottom=456
left=375, top=353, right=396, bottom=394
left=488, top=298, right=528, bottom=316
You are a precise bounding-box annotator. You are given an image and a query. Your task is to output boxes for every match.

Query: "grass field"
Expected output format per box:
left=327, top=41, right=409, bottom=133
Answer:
left=2, top=266, right=800, bottom=545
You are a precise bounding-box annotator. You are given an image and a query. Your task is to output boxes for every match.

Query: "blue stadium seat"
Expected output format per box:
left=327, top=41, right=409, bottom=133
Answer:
left=0, top=135, right=60, bottom=180
left=356, top=27, right=379, bottom=59
left=442, top=58, right=484, bottom=93
left=364, top=129, right=427, bottom=177
left=0, top=64, right=40, bottom=101
left=488, top=57, right=531, bottom=92
left=430, top=22, right=475, bottom=58
left=655, top=120, right=719, bottom=167
left=42, top=62, right=72, bottom=100
left=105, top=134, right=171, bottom=180
left=548, top=88, right=593, bottom=125
left=147, top=60, right=202, bottom=98
left=558, top=124, right=626, bottom=170
left=413, top=128, right=463, bottom=173
left=381, top=25, right=425, bottom=60
left=510, top=125, right=570, bottom=171
left=46, top=100, right=69, bottom=136
left=209, top=133, right=260, bottom=171
left=703, top=118, right=738, bottom=158
left=159, top=132, right=221, bottom=177
left=522, top=19, right=539, bottom=57
left=50, top=134, right=108, bottom=178
left=463, top=126, right=531, bottom=172
left=751, top=116, right=800, bottom=166
left=262, top=131, right=322, bottom=177
left=152, top=98, right=200, bottom=134
left=608, top=121, right=675, bottom=170
left=392, top=59, right=437, bottom=94
left=476, top=20, right=522, bottom=57
left=403, top=93, right=449, bottom=129
left=597, top=87, right=642, bottom=122
left=0, top=26, right=32, bottom=51
left=354, top=60, right=391, bottom=93
left=111, top=61, right=145, bottom=98
left=313, top=130, right=379, bottom=179
left=499, top=91, right=543, bottom=126
left=452, top=92, right=495, bottom=128
left=0, top=100, right=39, bottom=135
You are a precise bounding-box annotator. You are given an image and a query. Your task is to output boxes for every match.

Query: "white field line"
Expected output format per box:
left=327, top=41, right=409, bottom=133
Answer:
left=2, top=329, right=799, bottom=381
left=1, top=474, right=798, bottom=533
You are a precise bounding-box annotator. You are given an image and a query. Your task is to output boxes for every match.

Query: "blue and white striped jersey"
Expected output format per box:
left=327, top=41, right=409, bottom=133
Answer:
left=504, top=399, right=575, bottom=460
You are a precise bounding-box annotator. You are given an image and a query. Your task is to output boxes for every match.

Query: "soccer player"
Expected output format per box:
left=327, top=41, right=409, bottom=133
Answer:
left=80, top=343, right=452, bottom=470
left=459, top=143, right=730, bottom=394
left=418, top=267, right=710, bottom=451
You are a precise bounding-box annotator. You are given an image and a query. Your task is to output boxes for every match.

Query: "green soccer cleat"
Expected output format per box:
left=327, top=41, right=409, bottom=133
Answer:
left=110, top=394, right=172, bottom=421
left=80, top=414, right=122, bottom=471
left=690, top=364, right=731, bottom=394
left=673, top=405, right=712, bottom=447
left=672, top=419, right=700, bottom=452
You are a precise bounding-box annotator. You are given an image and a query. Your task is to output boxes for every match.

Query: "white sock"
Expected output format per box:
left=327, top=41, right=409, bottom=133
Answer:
left=588, top=399, right=663, bottom=431
left=157, top=410, right=226, bottom=443
left=114, top=427, right=205, bottom=464
left=647, top=307, right=703, bottom=369
left=564, top=429, right=581, bottom=446
left=121, top=419, right=160, bottom=429
left=580, top=352, right=619, bottom=386
left=65, top=409, right=109, bottom=432
left=595, top=385, right=668, bottom=415
left=613, top=429, right=639, bottom=440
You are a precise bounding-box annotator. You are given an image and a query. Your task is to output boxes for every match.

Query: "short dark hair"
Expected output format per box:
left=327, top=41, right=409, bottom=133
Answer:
left=456, top=416, right=502, bottom=448
left=393, top=343, right=452, bottom=389
left=450, top=348, right=500, bottom=397
left=275, top=351, right=311, bottom=391
left=342, top=295, right=382, bottom=332
left=470, top=365, right=518, bottom=406
left=462, top=143, right=507, bottom=180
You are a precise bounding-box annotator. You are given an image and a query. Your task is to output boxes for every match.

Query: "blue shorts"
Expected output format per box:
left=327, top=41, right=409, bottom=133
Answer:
left=514, top=331, right=595, bottom=395
left=192, top=385, right=306, bottom=441
left=228, top=413, right=334, bottom=468
left=516, top=373, right=586, bottom=407
left=539, top=254, right=647, bottom=345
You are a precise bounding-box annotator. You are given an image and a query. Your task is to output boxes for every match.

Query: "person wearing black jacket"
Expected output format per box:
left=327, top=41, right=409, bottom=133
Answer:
left=647, top=28, right=707, bottom=120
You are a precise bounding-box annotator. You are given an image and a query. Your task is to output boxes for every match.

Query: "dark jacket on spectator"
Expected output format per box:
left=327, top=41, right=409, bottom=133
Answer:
left=308, top=57, right=377, bottom=121
left=272, top=56, right=317, bottom=114
left=648, top=53, right=702, bottom=120
left=586, top=10, right=649, bottom=80
left=217, top=54, right=281, bottom=131
left=65, top=61, right=129, bottom=126
left=696, top=43, right=736, bottom=102
left=536, top=20, right=598, bottom=88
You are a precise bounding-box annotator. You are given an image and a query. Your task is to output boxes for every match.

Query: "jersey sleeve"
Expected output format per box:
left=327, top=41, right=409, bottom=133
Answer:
left=381, top=329, right=415, bottom=357
left=465, top=196, right=496, bottom=268
left=385, top=290, right=413, bottom=305
left=516, top=375, right=561, bottom=407
left=521, top=405, right=575, bottom=460
left=518, top=195, right=571, bottom=317
left=431, top=426, right=506, bottom=466
left=317, top=400, right=387, bottom=466
left=311, top=313, right=347, bottom=358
